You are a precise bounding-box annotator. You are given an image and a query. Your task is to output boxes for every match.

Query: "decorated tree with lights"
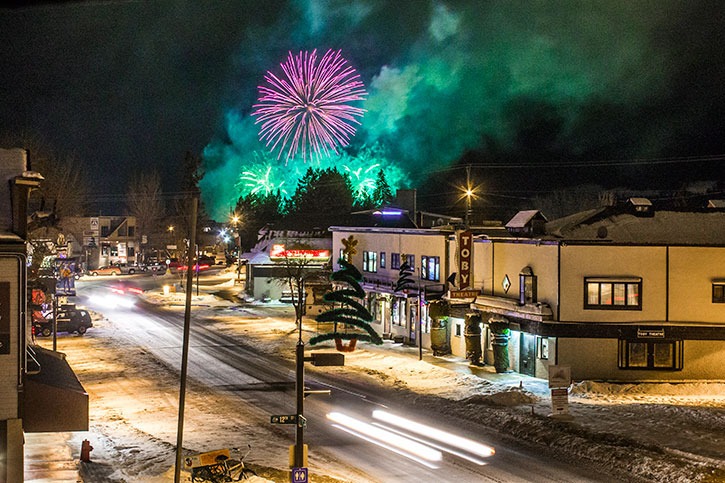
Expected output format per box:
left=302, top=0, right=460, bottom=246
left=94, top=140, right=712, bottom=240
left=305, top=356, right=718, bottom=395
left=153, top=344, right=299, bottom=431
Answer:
left=310, top=257, right=382, bottom=352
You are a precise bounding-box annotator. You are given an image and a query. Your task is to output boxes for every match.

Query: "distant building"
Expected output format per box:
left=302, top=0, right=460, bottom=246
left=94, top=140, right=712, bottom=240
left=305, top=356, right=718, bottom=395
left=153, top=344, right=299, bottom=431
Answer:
left=60, top=215, right=138, bottom=268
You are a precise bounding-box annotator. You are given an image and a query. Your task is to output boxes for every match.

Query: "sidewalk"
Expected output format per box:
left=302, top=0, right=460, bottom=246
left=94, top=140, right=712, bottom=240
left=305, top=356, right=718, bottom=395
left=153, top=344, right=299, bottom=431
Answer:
left=25, top=431, right=82, bottom=483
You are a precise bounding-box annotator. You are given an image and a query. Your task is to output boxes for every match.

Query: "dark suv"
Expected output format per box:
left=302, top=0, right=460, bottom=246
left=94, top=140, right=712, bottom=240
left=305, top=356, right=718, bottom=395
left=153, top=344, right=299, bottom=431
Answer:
left=33, top=308, right=93, bottom=337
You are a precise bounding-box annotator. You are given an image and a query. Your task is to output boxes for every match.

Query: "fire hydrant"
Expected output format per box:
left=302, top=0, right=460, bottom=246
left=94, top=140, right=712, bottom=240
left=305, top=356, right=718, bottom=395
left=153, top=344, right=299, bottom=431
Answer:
left=80, top=439, right=93, bottom=462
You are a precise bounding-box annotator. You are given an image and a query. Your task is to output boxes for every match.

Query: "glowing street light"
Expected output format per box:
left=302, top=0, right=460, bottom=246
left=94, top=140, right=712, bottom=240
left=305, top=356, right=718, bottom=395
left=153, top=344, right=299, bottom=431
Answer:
left=230, top=214, right=242, bottom=283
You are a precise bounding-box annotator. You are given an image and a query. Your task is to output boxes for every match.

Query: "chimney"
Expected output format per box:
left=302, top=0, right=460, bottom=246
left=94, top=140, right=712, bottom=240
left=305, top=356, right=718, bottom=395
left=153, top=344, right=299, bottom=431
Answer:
left=395, top=188, right=417, bottom=213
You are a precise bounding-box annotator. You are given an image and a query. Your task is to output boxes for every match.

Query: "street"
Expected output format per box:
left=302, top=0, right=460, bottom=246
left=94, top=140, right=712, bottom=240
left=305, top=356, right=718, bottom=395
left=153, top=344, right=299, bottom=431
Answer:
left=38, top=273, right=621, bottom=482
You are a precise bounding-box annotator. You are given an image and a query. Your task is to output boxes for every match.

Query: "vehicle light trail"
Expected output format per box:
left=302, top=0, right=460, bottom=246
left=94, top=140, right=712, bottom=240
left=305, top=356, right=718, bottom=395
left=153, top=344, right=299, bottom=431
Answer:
left=327, top=412, right=442, bottom=467
left=373, top=410, right=495, bottom=458
left=371, top=422, right=490, bottom=466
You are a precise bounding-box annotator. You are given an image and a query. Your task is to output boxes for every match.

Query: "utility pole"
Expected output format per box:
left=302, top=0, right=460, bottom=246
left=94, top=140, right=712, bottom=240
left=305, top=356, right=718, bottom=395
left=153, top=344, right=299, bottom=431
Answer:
left=173, top=195, right=198, bottom=483
left=294, top=324, right=305, bottom=469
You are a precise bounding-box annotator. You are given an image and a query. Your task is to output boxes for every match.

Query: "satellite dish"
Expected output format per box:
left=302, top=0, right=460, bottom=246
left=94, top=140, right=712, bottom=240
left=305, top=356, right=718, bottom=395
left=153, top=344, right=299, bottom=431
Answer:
left=597, top=226, right=608, bottom=239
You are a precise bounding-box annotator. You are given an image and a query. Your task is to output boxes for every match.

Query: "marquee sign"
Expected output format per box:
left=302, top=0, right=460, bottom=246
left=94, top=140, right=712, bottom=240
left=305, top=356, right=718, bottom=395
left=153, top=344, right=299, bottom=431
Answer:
left=270, top=244, right=330, bottom=261
left=458, top=230, right=473, bottom=289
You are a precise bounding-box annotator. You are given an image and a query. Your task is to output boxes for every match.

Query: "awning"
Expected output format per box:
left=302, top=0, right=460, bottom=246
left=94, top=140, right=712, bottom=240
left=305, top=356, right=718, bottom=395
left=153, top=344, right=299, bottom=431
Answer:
left=472, top=294, right=554, bottom=322
left=22, top=345, right=88, bottom=432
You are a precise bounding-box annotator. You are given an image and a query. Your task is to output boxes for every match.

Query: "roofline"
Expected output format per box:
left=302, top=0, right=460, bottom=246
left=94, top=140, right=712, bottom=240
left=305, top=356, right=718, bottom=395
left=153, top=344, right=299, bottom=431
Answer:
left=328, top=226, right=453, bottom=235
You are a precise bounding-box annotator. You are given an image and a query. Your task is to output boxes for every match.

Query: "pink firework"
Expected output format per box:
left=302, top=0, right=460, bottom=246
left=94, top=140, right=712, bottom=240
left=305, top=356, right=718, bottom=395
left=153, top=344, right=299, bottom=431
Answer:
left=252, top=49, right=367, bottom=163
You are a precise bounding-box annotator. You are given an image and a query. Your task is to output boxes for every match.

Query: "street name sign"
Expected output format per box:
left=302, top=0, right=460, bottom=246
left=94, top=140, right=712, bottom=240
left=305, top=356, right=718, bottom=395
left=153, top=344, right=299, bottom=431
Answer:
left=271, top=414, right=298, bottom=425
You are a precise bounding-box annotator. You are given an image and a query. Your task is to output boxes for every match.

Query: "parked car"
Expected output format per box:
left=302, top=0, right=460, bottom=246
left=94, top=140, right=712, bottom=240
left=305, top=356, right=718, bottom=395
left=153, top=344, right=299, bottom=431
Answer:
left=88, top=265, right=122, bottom=276
left=198, top=254, right=216, bottom=265
left=143, top=260, right=166, bottom=271
left=33, top=308, right=93, bottom=337
left=113, top=262, right=145, bottom=274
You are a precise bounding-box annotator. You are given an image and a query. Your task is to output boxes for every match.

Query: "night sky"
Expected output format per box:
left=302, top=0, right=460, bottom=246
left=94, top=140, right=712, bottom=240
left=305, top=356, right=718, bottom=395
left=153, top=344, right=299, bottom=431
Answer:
left=1, top=0, right=723, bottom=221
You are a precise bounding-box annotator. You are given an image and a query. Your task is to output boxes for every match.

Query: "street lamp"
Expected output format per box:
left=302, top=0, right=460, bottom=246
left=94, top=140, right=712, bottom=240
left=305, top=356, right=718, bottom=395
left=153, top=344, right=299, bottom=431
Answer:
left=230, top=214, right=241, bottom=283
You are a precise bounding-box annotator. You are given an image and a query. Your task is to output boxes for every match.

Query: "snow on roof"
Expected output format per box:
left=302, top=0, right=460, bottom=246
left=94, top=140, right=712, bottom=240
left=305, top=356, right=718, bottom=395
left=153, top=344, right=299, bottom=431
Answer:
left=505, top=210, right=547, bottom=228
left=548, top=210, right=725, bottom=245
left=707, top=199, right=725, bottom=209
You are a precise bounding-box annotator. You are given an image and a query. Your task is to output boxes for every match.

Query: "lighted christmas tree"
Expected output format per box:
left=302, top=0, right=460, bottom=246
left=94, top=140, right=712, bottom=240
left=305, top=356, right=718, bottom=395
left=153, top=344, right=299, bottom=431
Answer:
left=310, top=258, right=382, bottom=351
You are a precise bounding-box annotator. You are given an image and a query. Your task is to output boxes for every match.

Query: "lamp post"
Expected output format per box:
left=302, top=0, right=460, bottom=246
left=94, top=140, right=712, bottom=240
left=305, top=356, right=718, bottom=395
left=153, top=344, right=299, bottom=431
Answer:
left=166, top=226, right=174, bottom=275
left=464, top=188, right=473, bottom=228
left=230, top=214, right=241, bottom=283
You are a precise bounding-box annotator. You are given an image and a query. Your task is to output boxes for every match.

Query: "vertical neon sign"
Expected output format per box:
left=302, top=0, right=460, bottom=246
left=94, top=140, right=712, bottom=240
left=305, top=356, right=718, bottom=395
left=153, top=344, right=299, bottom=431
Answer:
left=458, top=231, right=472, bottom=289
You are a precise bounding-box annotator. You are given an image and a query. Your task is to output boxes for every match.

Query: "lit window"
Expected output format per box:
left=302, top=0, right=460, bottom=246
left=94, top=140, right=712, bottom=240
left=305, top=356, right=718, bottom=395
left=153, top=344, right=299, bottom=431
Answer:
left=537, top=337, right=549, bottom=360
left=421, top=256, right=440, bottom=282
left=380, top=252, right=386, bottom=269
left=519, top=266, right=537, bottom=305
left=363, top=251, right=378, bottom=273
left=618, top=339, right=682, bottom=370
left=585, top=277, right=642, bottom=310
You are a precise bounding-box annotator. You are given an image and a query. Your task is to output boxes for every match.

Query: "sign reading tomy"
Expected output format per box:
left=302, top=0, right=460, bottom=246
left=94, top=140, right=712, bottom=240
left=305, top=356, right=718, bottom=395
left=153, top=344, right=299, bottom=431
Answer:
left=458, top=231, right=472, bottom=289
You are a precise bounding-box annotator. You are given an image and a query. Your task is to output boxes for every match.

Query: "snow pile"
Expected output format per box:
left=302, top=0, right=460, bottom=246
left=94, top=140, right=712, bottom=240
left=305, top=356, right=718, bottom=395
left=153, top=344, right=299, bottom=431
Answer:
left=40, top=277, right=725, bottom=483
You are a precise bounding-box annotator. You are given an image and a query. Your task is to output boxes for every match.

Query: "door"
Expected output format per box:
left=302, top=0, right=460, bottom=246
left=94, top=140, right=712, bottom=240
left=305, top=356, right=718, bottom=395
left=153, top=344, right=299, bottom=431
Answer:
left=520, top=333, right=536, bottom=376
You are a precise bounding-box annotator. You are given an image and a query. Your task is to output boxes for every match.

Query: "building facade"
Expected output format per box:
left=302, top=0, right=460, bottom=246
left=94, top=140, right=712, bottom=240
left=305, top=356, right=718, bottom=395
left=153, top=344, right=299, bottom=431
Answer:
left=331, top=202, right=725, bottom=382
left=1, top=148, right=87, bottom=481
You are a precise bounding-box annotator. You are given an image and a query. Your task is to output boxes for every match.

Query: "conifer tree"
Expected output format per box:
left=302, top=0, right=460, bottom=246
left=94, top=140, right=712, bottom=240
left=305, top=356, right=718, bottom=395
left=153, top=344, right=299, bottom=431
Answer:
left=310, top=258, right=383, bottom=349
left=372, top=168, right=394, bottom=207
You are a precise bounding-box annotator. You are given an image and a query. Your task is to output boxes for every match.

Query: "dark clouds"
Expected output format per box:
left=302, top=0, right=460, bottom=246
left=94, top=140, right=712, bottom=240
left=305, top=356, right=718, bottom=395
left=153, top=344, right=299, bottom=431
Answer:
left=1, top=1, right=723, bottom=219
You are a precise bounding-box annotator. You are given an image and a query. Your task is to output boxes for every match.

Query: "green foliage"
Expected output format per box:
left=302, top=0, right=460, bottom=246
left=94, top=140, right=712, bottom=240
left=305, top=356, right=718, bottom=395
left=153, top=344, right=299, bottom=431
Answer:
left=284, top=167, right=355, bottom=229
left=310, top=258, right=383, bottom=346
left=235, top=190, right=284, bottom=250
left=372, top=169, right=394, bottom=207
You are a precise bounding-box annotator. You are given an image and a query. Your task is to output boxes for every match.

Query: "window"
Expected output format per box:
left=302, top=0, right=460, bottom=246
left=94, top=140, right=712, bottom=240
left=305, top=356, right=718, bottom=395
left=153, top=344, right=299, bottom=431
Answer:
left=713, top=282, right=725, bottom=303
left=391, top=253, right=401, bottom=270
left=363, top=251, right=377, bottom=273
left=454, top=323, right=462, bottom=337
left=519, top=266, right=537, bottom=305
left=380, top=252, right=386, bottom=269
left=585, top=277, right=642, bottom=310
left=404, top=254, right=415, bottom=270
left=392, top=298, right=403, bottom=326
left=128, top=226, right=135, bottom=237
left=537, top=337, right=549, bottom=360
left=618, top=339, right=683, bottom=370
left=338, top=248, right=346, bottom=264
left=421, top=256, right=440, bottom=281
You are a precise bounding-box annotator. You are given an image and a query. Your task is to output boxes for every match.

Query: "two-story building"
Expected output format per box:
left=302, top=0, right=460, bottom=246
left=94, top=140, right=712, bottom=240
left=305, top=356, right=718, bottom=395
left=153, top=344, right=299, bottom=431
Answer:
left=59, top=215, right=139, bottom=269
left=331, top=199, right=725, bottom=382
left=1, top=148, right=88, bottom=481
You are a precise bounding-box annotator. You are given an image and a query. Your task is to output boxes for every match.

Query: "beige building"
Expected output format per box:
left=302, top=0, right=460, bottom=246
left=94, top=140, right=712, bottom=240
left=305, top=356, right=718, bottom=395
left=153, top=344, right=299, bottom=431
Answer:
left=331, top=200, right=725, bottom=382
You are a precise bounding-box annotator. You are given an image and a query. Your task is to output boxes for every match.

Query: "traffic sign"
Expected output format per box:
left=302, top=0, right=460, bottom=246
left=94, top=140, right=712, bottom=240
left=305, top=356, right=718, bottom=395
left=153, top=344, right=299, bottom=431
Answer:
left=271, top=414, right=298, bottom=425
left=291, top=467, right=308, bottom=483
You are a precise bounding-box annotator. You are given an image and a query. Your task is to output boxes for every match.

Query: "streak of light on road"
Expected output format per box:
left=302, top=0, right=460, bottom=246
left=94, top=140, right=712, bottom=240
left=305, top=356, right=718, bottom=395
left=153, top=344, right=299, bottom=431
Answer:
left=327, top=412, right=442, bottom=468
left=373, top=410, right=496, bottom=458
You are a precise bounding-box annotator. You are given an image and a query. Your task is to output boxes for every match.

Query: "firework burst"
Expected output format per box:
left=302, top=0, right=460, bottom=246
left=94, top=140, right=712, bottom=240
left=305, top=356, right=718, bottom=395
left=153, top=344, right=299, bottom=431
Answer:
left=252, top=49, right=367, bottom=163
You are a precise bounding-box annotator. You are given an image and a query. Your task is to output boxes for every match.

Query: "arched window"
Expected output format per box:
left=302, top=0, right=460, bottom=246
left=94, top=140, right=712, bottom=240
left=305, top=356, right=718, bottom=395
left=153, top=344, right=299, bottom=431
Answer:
left=519, top=266, right=537, bottom=305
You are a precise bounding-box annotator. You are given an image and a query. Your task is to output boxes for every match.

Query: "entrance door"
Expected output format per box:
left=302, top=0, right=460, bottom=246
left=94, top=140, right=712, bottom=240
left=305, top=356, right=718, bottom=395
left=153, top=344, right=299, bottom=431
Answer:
left=520, top=333, right=536, bottom=376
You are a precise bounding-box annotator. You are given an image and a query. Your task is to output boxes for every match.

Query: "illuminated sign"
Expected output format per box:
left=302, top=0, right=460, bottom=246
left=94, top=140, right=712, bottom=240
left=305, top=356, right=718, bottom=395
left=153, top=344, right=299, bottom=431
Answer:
left=449, top=290, right=479, bottom=299
left=270, top=244, right=330, bottom=261
left=458, top=231, right=472, bottom=289
left=637, top=327, right=665, bottom=338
